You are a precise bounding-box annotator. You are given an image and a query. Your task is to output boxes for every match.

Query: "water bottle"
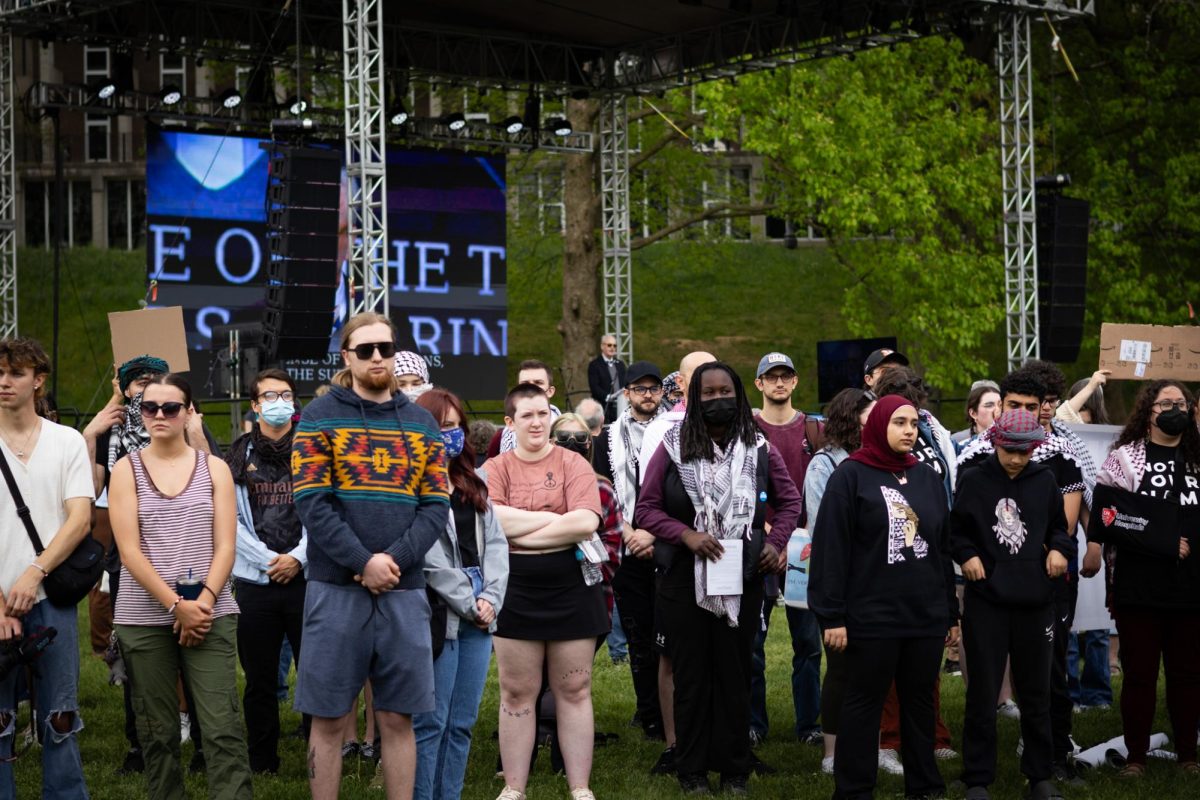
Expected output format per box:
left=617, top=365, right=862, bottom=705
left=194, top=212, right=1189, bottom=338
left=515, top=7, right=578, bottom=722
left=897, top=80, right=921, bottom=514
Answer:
left=577, top=547, right=604, bottom=586
left=784, top=528, right=812, bottom=609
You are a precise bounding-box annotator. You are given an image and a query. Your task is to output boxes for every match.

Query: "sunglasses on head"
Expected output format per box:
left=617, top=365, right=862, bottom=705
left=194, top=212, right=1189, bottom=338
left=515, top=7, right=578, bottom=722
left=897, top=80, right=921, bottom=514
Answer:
left=140, top=401, right=185, bottom=419
left=350, top=341, right=397, bottom=359
left=554, top=431, right=591, bottom=445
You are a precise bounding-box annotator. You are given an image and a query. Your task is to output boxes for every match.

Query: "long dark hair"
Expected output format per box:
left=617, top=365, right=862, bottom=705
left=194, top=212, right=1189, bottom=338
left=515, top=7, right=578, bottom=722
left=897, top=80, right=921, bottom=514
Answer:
left=823, top=388, right=873, bottom=452
left=1114, top=380, right=1200, bottom=469
left=1068, top=376, right=1109, bottom=425
left=680, top=361, right=758, bottom=461
left=416, top=388, right=488, bottom=513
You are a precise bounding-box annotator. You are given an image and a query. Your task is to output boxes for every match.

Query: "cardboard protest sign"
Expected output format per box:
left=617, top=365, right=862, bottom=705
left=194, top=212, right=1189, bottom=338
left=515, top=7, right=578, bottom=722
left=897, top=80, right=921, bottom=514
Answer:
left=108, top=307, right=191, bottom=374
left=1097, top=322, right=1200, bottom=381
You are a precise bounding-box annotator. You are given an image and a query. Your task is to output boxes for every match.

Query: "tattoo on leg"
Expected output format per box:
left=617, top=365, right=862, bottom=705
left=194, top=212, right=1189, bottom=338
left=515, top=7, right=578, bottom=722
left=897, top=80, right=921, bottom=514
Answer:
left=501, top=703, right=532, bottom=718
left=561, top=667, right=591, bottom=682
left=308, top=746, right=317, bottom=779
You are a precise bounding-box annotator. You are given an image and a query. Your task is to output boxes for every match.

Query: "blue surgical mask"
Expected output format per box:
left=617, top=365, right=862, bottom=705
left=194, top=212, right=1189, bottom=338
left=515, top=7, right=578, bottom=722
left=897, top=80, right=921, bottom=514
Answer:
left=441, top=427, right=465, bottom=459
left=259, top=399, right=295, bottom=427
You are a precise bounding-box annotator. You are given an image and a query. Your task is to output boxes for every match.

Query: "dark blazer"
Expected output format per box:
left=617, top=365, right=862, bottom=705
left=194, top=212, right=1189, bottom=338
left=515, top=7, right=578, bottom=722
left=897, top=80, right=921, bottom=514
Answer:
left=587, top=356, right=626, bottom=404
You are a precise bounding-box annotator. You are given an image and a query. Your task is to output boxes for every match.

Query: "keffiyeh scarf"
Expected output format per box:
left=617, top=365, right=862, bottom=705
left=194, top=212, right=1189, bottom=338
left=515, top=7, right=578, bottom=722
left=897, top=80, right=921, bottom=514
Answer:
left=608, top=407, right=661, bottom=517
left=107, top=393, right=151, bottom=471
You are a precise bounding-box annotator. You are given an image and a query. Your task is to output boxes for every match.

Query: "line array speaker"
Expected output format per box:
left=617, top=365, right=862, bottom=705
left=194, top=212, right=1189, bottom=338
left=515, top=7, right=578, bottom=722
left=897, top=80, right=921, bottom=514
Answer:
left=1036, top=194, right=1089, bottom=364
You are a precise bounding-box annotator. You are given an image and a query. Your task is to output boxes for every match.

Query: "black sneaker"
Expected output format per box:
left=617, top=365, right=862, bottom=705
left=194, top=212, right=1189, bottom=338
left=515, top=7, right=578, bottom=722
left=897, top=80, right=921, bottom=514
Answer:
left=748, top=730, right=765, bottom=747
left=797, top=730, right=824, bottom=746
left=651, top=746, right=677, bottom=775
left=720, top=774, right=749, bottom=795
left=1027, top=778, right=1065, bottom=799
left=188, top=749, right=206, bottom=775
left=118, top=747, right=144, bottom=775
left=1051, top=762, right=1084, bottom=788
left=678, top=772, right=710, bottom=794
left=750, top=753, right=777, bottom=776
left=360, top=740, right=379, bottom=761
left=341, top=740, right=360, bottom=760
left=943, top=659, right=962, bottom=676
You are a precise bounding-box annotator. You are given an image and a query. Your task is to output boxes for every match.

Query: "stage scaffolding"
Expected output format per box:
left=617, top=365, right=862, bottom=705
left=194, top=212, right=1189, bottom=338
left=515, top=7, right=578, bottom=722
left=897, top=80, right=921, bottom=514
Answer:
left=0, top=0, right=1094, bottom=364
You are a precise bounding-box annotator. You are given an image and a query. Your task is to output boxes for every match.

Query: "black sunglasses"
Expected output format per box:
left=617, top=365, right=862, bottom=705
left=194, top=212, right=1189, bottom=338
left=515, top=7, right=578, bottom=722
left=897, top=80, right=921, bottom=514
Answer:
left=350, top=341, right=397, bottom=360
left=140, top=401, right=185, bottom=419
left=554, top=431, right=591, bottom=445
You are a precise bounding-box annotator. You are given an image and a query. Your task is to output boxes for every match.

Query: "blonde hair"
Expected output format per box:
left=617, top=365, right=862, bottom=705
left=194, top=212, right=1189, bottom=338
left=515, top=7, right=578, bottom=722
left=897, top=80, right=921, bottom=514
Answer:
left=338, top=312, right=393, bottom=352
left=551, top=413, right=591, bottom=434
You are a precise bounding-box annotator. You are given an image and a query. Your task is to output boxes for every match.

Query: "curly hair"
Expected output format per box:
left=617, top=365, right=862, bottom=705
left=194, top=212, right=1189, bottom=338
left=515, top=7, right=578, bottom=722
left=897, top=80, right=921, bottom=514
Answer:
left=822, top=388, right=873, bottom=453
left=680, top=361, right=758, bottom=462
left=871, top=365, right=928, bottom=409
left=1021, top=359, right=1066, bottom=399
left=1114, top=380, right=1200, bottom=469
left=999, top=367, right=1045, bottom=403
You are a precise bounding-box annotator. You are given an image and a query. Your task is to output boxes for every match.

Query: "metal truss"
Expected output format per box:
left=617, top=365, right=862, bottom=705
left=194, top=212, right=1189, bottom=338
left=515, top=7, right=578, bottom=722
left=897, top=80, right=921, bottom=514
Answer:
left=0, top=31, right=13, bottom=339
left=600, top=95, right=632, bottom=363
left=28, top=81, right=259, bottom=126
left=402, top=117, right=593, bottom=154
left=998, top=11, right=1039, bottom=370
left=343, top=0, right=388, bottom=316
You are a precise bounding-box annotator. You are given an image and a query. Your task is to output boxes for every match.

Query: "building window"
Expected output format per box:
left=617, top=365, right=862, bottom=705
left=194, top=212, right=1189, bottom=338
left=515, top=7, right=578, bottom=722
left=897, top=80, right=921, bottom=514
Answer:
left=24, top=181, right=45, bottom=248
left=107, top=180, right=145, bottom=250
left=160, top=51, right=186, bottom=94
left=24, top=180, right=94, bottom=247
left=84, top=46, right=112, bottom=162
left=72, top=180, right=93, bottom=246
left=84, top=46, right=109, bottom=82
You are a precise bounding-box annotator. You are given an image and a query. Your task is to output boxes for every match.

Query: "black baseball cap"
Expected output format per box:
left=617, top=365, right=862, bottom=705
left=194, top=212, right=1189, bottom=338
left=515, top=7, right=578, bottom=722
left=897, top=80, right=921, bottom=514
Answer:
left=863, top=348, right=908, bottom=376
left=625, top=361, right=662, bottom=386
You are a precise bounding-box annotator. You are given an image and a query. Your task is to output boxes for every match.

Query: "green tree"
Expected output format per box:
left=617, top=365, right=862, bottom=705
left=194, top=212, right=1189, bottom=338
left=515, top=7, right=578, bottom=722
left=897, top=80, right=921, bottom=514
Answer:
left=698, top=36, right=1003, bottom=388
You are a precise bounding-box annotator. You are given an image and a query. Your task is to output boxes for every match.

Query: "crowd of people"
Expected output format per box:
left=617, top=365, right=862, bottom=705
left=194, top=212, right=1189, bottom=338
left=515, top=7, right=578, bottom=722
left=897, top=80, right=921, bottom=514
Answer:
left=0, top=319, right=1198, bottom=800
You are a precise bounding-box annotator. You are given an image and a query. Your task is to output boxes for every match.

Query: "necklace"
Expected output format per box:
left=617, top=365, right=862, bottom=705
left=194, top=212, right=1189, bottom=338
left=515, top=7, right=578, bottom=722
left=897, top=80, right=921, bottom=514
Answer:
left=0, top=421, right=38, bottom=458
left=892, top=470, right=908, bottom=485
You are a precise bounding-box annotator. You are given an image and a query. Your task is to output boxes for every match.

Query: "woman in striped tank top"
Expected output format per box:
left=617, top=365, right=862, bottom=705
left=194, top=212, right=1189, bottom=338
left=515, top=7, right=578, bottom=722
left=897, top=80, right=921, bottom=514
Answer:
left=108, top=374, right=252, bottom=800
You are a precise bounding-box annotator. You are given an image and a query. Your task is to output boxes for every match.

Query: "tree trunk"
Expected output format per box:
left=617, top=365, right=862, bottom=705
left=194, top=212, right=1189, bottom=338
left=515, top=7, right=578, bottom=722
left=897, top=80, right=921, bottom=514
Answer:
left=557, top=97, right=602, bottom=409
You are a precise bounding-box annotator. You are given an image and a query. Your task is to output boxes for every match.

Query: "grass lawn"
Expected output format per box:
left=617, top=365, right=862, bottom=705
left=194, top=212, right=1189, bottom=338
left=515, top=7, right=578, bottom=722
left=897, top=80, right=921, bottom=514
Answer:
left=9, top=602, right=1190, bottom=799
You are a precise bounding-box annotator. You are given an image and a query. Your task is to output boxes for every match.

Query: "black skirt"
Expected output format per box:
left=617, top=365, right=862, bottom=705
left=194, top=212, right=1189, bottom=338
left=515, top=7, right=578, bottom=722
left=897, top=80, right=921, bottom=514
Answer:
left=495, top=549, right=609, bottom=641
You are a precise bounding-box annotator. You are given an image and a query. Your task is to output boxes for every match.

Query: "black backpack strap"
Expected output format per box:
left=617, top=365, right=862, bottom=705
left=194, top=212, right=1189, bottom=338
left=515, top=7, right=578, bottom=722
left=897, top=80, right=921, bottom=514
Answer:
left=0, top=445, right=47, bottom=554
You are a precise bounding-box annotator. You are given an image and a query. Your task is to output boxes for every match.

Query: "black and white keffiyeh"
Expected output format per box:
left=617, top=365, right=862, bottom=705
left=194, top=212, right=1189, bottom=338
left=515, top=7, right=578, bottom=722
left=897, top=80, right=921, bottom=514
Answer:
left=956, top=424, right=1087, bottom=500
left=608, top=407, right=661, bottom=518
left=107, top=393, right=151, bottom=471
left=661, top=424, right=764, bottom=626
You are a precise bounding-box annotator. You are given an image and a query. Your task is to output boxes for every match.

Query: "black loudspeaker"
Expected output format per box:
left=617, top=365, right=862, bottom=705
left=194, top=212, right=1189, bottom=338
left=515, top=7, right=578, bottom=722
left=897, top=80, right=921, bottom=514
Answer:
left=1036, top=194, right=1089, bottom=363
left=262, top=144, right=342, bottom=362
left=209, top=323, right=264, bottom=398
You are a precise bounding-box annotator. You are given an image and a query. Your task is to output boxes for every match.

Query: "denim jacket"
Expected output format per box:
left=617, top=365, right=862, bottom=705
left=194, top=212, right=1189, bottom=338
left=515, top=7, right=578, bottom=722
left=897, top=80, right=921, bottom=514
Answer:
left=233, top=481, right=309, bottom=584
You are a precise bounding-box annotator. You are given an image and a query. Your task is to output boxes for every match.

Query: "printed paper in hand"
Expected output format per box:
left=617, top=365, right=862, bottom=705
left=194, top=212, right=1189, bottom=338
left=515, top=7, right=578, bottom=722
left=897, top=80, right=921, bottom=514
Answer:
left=705, top=539, right=743, bottom=596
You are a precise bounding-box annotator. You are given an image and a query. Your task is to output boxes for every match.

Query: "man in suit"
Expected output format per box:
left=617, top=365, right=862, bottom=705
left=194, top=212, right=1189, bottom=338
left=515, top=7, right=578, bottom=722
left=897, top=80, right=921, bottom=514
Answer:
left=587, top=334, right=626, bottom=424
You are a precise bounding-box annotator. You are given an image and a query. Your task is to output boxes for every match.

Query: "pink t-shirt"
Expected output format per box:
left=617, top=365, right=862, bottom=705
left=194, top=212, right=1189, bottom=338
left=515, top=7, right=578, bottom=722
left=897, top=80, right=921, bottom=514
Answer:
left=484, top=447, right=602, bottom=518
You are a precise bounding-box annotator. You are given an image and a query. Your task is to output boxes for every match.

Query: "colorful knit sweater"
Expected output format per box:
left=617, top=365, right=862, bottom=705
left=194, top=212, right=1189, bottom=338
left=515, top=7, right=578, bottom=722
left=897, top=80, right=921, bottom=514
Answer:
left=293, top=384, right=450, bottom=588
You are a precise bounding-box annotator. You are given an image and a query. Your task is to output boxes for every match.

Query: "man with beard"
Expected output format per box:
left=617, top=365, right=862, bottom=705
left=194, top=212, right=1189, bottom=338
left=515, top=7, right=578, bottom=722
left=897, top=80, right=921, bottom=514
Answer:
left=594, top=361, right=666, bottom=741
left=292, top=312, right=449, bottom=800
left=227, top=368, right=309, bottom=775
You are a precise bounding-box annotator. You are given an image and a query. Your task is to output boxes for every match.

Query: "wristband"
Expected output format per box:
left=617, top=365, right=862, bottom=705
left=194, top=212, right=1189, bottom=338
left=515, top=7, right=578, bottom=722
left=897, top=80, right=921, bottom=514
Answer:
left=30, top=561, right=48, bottom=577
left=200, top=585, right=218, bottom=603
left=168, top=596, right=183, bottom=615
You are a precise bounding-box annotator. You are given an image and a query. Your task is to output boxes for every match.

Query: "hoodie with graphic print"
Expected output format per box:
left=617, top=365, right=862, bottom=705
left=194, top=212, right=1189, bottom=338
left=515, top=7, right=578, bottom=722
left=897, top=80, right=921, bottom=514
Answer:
left=951, top=453, right=1074, bottom=607
left=809, top=459, right=957, bottom=639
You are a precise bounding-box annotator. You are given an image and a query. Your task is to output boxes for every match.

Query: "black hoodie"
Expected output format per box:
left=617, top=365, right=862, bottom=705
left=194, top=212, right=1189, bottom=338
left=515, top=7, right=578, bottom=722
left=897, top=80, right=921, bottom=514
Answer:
left=951, top=454, right=1074, bottom=607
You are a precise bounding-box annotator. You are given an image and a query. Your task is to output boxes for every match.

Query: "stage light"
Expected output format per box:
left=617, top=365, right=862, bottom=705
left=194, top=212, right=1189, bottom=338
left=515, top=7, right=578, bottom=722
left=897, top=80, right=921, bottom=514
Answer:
left=159, top=84, right=183, bottom=105
left=546, top=117, right=572, bottom=136
left=217, top=88, right=243, bottom=109
left=502, top=115, right=524, bottom=134
left=389, top=101, right=409, bottom=126
left=444, top=112, right=466, bottom=131
left=285, top=96, right=307, bottom=115
left=90, top=79, right=117, bottom=101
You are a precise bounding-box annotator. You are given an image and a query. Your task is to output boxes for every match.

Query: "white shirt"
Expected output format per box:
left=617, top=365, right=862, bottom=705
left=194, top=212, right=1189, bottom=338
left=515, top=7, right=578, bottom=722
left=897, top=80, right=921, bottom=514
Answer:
left=637, top=409, right=684, bottom=486
left=0, top=420, right=93, bottom=602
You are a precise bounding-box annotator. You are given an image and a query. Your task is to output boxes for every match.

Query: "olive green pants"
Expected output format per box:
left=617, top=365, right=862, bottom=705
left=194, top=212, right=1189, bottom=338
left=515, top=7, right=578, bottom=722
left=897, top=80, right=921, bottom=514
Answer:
left=116, top=616, right=252, bottom=800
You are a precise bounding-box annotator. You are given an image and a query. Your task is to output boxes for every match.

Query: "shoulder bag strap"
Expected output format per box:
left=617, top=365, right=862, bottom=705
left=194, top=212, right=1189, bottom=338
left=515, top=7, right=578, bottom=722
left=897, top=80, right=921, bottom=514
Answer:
left=0, top=445, right=47, bottom=554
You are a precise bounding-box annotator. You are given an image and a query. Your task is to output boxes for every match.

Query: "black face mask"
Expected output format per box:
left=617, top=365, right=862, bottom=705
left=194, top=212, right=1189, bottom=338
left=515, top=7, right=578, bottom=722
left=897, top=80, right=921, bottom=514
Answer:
left=701, top=397, right=739, bottom=427
left=557, top=439, right=592, bottom=461
left=1155, top=408, right=1190, bottom=437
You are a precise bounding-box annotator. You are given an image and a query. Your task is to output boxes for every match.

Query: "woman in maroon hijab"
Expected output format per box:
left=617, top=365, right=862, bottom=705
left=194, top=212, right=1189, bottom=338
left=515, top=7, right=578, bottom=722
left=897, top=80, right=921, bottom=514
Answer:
left=809, top=394, right=960, bottom=800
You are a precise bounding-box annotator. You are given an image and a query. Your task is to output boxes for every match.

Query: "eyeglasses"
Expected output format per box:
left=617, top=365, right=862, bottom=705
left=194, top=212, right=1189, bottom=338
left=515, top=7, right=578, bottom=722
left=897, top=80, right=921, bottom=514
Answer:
left=627, top=385, right=663, bottom=396
left=350, top=341, right=396, bottom=360
left=258, top=391, right=294, bottom=403
left=140, top=401, right=185, bottom=419
left=1041, top=396, right=1061, bottom=407
left=554, top=431, right=591, bottom=445
left=759, top=372, right=796, bottom=384
left=1153, top=400, right=1192, bottom=412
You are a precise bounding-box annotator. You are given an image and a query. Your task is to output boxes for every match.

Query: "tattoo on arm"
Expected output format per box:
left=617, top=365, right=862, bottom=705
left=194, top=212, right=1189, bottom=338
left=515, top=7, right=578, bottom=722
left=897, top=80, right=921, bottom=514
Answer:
left=500, top=703, right=532, bottom=718
left=308, top=746, right=317, bottom=779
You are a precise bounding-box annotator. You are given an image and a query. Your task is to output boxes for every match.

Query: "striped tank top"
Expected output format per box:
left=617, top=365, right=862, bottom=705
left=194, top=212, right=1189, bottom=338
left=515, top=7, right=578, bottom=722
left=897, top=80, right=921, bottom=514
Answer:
left=114, top=449, right=239, bottom=626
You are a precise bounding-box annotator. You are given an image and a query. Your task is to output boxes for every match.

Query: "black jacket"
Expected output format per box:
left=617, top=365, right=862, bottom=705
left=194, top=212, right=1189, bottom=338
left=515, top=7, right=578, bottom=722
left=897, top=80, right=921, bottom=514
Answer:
left=951, top=455, right=1074, bottom=607
left=587, top=356, right=626, bottom=405
left=808, top=459, right=958, bottom=639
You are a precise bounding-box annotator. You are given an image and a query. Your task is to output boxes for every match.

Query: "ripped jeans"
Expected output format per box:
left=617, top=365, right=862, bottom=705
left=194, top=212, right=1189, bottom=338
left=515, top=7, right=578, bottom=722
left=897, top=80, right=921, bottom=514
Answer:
left=0, top=598, right=88, bottom=800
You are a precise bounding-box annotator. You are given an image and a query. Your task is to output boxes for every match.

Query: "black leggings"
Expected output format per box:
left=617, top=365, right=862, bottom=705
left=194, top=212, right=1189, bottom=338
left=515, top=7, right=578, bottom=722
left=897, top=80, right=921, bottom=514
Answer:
left=821, top=644, right=848, bottom=735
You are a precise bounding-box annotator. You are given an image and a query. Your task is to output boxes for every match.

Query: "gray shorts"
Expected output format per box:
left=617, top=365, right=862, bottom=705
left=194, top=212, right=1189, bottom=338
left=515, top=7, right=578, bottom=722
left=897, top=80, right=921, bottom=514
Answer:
left=294, top=581, right=435, bottom=717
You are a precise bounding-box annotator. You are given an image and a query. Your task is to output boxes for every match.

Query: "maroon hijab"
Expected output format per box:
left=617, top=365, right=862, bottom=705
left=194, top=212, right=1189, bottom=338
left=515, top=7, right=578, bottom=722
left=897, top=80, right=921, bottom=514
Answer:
left=847, top=394, right=919, bottom=472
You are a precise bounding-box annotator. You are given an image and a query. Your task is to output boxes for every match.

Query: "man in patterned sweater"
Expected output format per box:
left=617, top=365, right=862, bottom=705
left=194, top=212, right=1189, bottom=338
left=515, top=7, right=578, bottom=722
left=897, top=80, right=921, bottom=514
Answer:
left=292, top=312, right=449, bottom=800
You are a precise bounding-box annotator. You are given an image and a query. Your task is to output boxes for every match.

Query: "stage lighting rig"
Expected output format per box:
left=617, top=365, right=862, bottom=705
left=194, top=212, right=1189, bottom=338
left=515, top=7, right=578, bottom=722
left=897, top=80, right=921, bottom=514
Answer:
left=501, top=115, right=524, bottom=134
left=285, top=96, right=307, bottom=115
left=90, top=79, right=117, bottom=102
left=545, top=117, right=572, bottom=136
left=444, top=111, right=466, bottom=132
left=389, top=100, right=409, bottom=126
left=217, top=88, right=243, bottom=109
left=159, top=84, right=183, bottom=106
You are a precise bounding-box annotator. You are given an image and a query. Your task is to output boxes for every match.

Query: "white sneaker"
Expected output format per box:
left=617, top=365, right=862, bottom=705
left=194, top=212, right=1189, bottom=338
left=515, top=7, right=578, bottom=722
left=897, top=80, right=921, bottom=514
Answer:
left=821, top=756, right=834, bottom=774
left=934, top=747, right=959, bottom=760
left=997, top=700, right=1021, bottom=719
left=495, top=788, right=526, bottom=800
left=180, top=712, right=191, bottom=744
left=1069, top=735, right=1081, bottom=755
left=878, top=748, right=904, bottom=775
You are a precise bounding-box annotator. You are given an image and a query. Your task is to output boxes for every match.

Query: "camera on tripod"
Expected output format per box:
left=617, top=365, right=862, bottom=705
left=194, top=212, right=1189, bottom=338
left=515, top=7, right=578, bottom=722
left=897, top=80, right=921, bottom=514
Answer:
left=0, top=626, right=57, bottom=680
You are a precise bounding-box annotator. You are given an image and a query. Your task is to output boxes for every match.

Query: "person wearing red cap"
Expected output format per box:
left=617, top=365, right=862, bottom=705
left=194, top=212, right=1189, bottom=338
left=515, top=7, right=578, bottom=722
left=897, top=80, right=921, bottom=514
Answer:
left=951, top=409, right=1074, bottom=800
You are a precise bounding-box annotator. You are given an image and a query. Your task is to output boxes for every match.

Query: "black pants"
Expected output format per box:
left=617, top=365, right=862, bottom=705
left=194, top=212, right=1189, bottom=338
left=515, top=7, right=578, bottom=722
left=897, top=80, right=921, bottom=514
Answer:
left=834, top=636, right=944, bottom=800
left=235, top=577, right=308, bottom=772
left=961, top=593, right=1053, bottom=788
left=1049, top=577, right=1077, bottom=763
left=821, top=644, right=849, bottom=735
left=612, top=556, right=662, bottom=735
left=658, top=570, right=762, bottom=780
